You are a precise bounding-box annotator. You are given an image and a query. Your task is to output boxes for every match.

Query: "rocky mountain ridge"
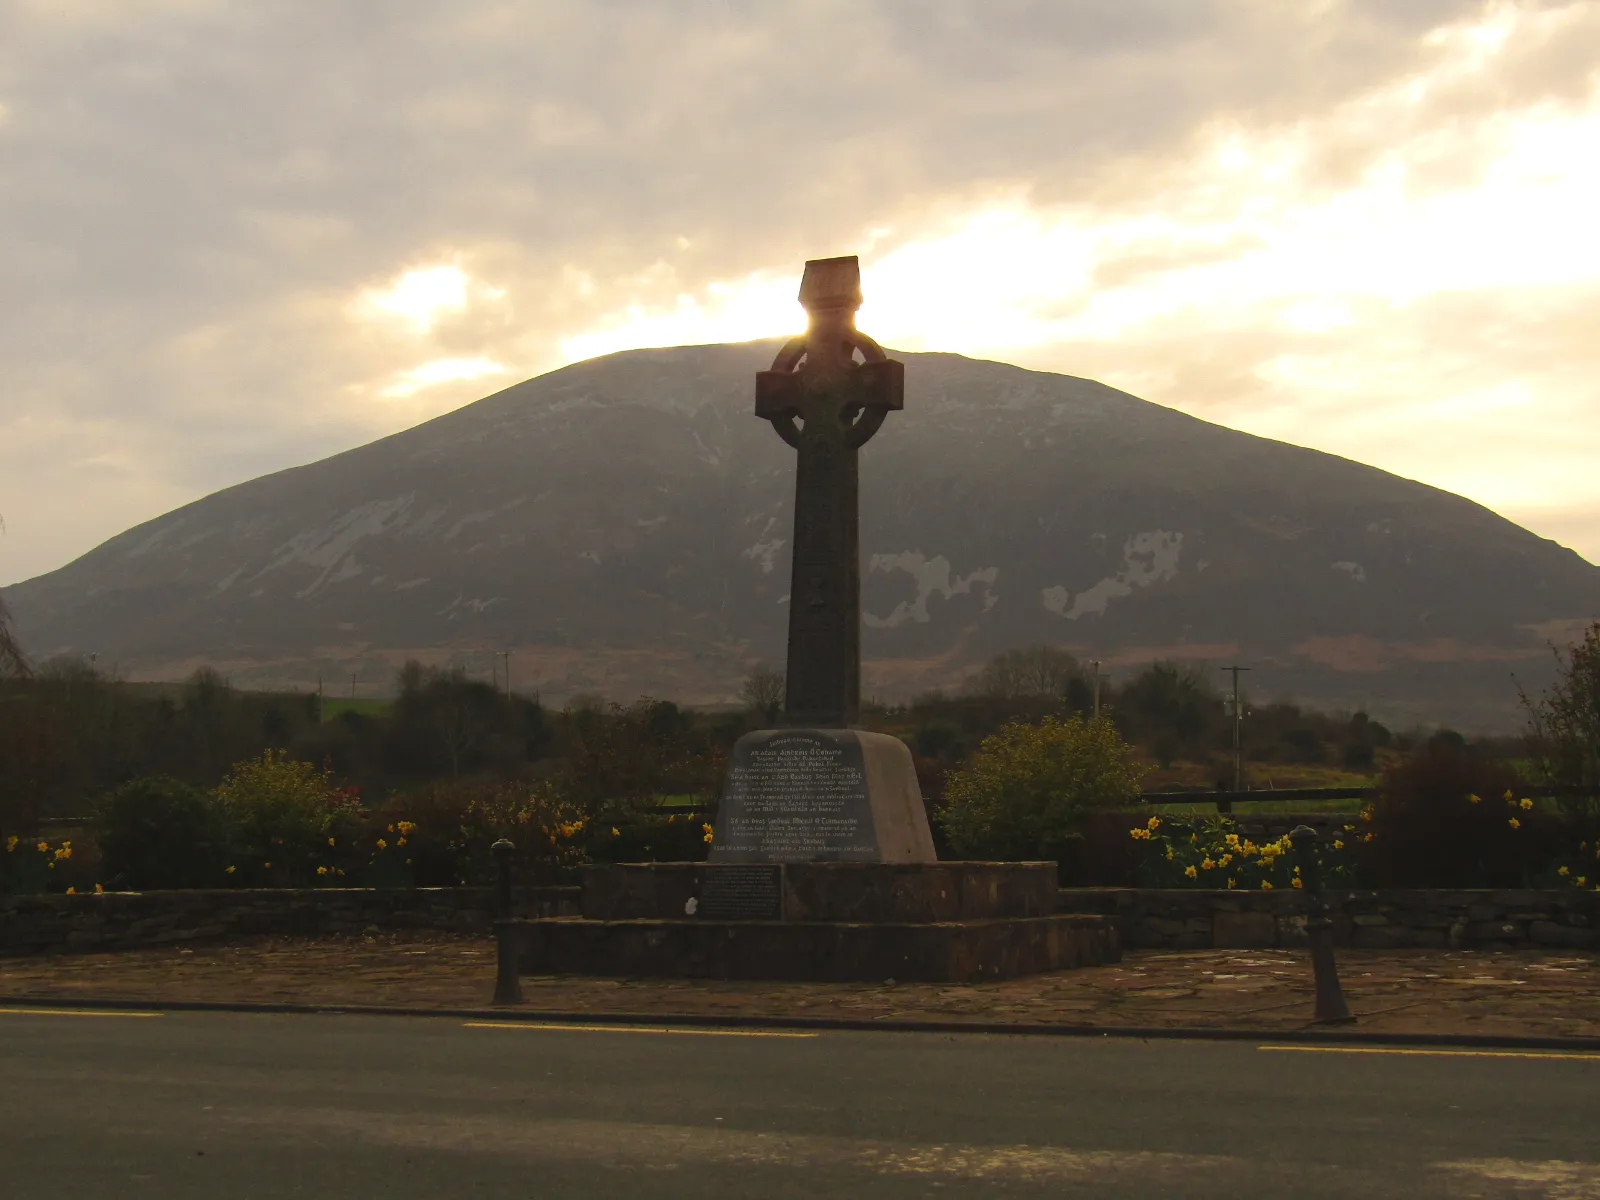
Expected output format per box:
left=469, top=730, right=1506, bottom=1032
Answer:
left=6, top=340, right=1596, bottom=729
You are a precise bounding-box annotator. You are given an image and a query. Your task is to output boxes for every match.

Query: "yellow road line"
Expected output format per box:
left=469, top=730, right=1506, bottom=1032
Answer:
left=0, top=1007, right=163, bottom=1018
left=1258, top=1045, right=1600, bottom=1061
left=464, top=1021, right=816, bottom=1038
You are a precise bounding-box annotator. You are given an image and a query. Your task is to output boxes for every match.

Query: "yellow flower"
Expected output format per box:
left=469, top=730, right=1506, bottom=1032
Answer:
left=702, top=823, right=714, bottom=844
left=264, top=861, right=272, bottom=868
left=1261, top=880, right=1273, bottom=890
left=397, top=821, right=416, bottom=835
left=386, top=824, right=394, bottom=833
left=396, top=837, right=407, bottom=846
left=1146, top=816, right=1160, bottom=831
left=1242, top=841, right=1257, bottom=855
left=611, top=827, right=620, bottom=837
left=1183, top=865, right=1198, bottom=878
left=66, top=886, right=76, bottom=894
left=54, top=846, right=73, bottom=860
left=1503, top=790, right=1514, bottom=801
left=1257, top=858, right=1271, bottom=868
left=1363, top=833, right=1374, bottom=842
left=1332, top=839, right=1345, bottom=850
left=1226, top=877, right=1236, bottom=889
left=94, top=883, right=104, bottom=894
left=376, top=838, right=387, bottom=849
left=1559, top=866, right=1571, bottom=876
left=328, top=837, right=336, bottom=846
left=317, top=866, right=328, bottom=876
left=1291, top=877, right=1303, bottom=889
left=36, top=841, right=48, bottom=853
left=1218, top=853, right=1232, bottom=867
left=4, top=835, right=15, bottom=852
left=1468, top=793, right=1482, bottom=805
left=1201, top=857, right=1215, bottom=870
left=225, top=865, right=236, bottom=874
left=1508, top=818, right=1521, bottom=830
left=1225, top=833, right=1240, bottom=847
left=1579, top=877, right=1589, bottom=887
left=1519, top=798, right=1534, bottom=810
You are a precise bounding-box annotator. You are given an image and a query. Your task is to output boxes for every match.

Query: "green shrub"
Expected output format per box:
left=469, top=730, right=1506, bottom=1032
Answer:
left=213, top=750, right=361, bottom=886
left=1126, top=814, right=1361, bottom=890
left=450, top=780, right=589, bottom=885
left=93, top=776, right=232, bottom=890
left=1358, top=744, right=1554, bottom=887
left=2, top=833, right=71, bottom=894
left=937, top=715, right=1143, bottom=860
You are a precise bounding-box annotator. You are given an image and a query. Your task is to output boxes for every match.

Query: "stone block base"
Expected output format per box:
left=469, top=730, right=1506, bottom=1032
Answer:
left=508, top=913, right=1118, bottom=983
left=584, top=861, right=1059, bottom=923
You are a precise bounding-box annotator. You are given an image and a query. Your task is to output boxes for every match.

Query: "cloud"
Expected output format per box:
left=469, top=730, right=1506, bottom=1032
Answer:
left=1, top=0, right=1598, bottom=585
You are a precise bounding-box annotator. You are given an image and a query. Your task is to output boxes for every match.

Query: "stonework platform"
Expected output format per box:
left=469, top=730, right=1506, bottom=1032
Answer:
left=585, top=862, right=1059, bottom=923
left=507, top=914, right=1117, bottom=983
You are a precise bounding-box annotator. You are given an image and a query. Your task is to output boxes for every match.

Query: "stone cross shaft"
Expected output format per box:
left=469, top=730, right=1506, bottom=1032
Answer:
left=755, top=256, right=904, bottom=727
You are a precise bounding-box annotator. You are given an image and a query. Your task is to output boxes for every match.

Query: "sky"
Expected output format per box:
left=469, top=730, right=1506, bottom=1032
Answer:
left=1, top=0, right=1598, bottom=586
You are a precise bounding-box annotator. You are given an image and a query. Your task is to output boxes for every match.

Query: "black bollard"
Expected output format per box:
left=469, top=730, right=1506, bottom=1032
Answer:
left=490, top=838, right=522, bottom=1006
left=1289, top=826, right=1354, bottom=1025
left=491, top=838, right=516, bottom=920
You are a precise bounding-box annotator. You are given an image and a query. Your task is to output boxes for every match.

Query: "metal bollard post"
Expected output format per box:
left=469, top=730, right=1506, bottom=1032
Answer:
left=492, top=838, right=516, bottom=920
left=490, top=838, right=522, bottom=1005
left=1289, top=826, right=1353, bottom=1025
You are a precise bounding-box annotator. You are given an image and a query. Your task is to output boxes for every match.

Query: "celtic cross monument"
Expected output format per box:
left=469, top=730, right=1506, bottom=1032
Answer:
left=755, top=255, right=903, bottom=728
left=709, top=257, right=937, bottom=868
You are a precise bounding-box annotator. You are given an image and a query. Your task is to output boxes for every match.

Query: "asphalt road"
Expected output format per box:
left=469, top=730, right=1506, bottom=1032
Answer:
left=3, top=1008, right=1597, bottom=1199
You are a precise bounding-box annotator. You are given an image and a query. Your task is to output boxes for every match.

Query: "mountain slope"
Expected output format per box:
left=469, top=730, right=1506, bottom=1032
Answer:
left=7, top=341, right=1597, bottom=727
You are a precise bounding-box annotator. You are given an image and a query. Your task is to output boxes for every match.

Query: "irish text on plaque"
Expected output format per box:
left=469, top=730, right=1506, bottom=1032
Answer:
left=710, top=730, right=879, bottom=863
left=698, top=865, right=784, bottom=920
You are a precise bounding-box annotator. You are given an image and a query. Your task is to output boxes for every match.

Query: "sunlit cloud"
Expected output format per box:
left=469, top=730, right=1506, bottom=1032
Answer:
left=379, top=356, right=511, bottom=398
left=356, top=264, right=476, bottom=334
left=536, top=5, right=1600, bottom=559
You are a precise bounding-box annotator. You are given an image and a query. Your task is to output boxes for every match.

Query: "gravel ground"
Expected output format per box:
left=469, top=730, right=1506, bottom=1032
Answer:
left=3, top=933, right=1598, bottom=1036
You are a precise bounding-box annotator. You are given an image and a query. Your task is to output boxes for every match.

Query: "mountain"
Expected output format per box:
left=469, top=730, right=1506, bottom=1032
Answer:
left=6, top=341, right=1597, bottom=728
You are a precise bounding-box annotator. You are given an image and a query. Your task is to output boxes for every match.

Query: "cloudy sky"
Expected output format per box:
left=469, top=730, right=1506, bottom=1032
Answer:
left=2, top=0, right=1597, bottom=586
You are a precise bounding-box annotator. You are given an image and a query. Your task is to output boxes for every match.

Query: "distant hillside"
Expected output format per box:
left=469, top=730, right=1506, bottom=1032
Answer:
left=6, top=341, right=1597, bottom=729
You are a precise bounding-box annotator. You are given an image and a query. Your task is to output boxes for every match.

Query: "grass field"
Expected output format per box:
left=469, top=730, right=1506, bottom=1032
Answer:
left=318, top=697, right=394, bottom=722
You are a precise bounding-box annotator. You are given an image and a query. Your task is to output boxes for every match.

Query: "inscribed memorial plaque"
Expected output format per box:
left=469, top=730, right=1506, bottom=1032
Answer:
left=697, top=865, right=784, bottom=920
left=710, top=730, right=879, bottom=863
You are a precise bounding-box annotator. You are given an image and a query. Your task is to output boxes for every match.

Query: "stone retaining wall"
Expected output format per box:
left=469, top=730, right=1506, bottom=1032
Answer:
left=1, top=886, right=582, bottom=957
left=1057, top=888, right=1600, bottom=951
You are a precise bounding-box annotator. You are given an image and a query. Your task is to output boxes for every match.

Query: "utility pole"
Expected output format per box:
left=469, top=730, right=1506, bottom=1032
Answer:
left=350, top=671, right=356, bottom=700
left=317, top=674, right=324, bottom=724
left=1089, top=659, right=1103, bottom=721
left=501, top=650, right=512, bottom=700
left=1220, top=665, right=1251, bottom=792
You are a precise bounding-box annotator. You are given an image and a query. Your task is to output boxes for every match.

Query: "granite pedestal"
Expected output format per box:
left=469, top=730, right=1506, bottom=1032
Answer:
left=503, top=861, right=1120, bottom=983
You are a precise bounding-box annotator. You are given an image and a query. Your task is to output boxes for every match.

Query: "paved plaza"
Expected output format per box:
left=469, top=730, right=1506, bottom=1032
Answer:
left=5, top=933, right=1599, bottom=1038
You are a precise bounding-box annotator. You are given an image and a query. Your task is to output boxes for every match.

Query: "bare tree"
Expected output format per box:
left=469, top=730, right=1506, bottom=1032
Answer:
left=739, top=664, right=786, bottom=722
left=1522, top=620, right=1600, bottom=817
left=968, top=645, right=1083, bottom=699
left=0, top=515, right=30, bottom=680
